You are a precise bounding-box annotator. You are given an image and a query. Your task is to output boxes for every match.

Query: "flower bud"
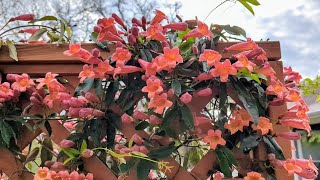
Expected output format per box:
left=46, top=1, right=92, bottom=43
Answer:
left=121, top=113, right=134, bottom=123
left=60, top=139, right=75, bottom=149
left=68, top=107, right=80, bottom=118
left=161, top=41, right=169, bottom=48
left=192, top=45, right=199, bottom=54
left=30, top=96, right=42, bottom=105
left=81, top=149, right=94, bottom=158
left=141, top=16, right=147, bottom=30
left=92, top=109, right=104, bottom=117
left=128, top=34, right=136, bottom=45
left=6, top=74, right=18, bottom=82
left=163, top=22, right=188, bottom=31
left=180, top=92, right=192, bottom=104
left=79, top=108, right=94, bottom=118
left=132, top=18, right=143, bottom=27
left=93, top=26, right=102, bottom=33
left=50, top=162, right=66, bottom=172
left=277, top=132, right=301, bottom=140
left=132, top=134, right=144, bottom=145
left=149, top=115, right=162, bottom=125
left=91, top=48, right=100, bottom=57
left=84, top=92, right=100, bottom=103
left=195, top=88, right=212, bottom=97
left=10, top=14, right=35, bottom=21
left=131, top=26, right=139, bottom=37
left=132, top=110, right=149, bottom=120
left=167, top=89, right=174, bottom=98
left=267, top=153, right=276, bottom=161
left=112, top=13, right=127, bottom=30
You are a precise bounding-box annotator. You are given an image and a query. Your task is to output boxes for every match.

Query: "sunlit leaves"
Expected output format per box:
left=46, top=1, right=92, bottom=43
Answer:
left=238, top=0, right=261, bottom=15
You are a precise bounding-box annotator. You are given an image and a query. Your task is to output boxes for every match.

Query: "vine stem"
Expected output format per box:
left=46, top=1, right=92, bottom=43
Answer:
left=0, top=24, right=69, bottom=41
left=203, top=0, right=232, bottom=21
left=0, top=20, right=10, bottom=32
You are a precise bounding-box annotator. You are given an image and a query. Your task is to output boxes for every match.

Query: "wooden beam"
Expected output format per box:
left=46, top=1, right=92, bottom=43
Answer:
left=0, top=42, right=281, bottom=65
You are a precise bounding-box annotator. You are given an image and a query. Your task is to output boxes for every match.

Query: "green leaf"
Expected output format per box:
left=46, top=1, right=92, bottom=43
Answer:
left=240, top=134, right=261, bottom=153
left=105, top=80, right=119, bottom=107
left=231, top=78, right=259, bottom=123
left=28, top=28, right=47, bottom=42
left=44, top=121, right=52, bottom=136
left=161, top=106, right=179, bottom=130
left=32, top=16, right=58, bottom=22
left=220, top=146, right=238, bottom=166
left=63, top=157, right=74, bottom=165
left=171, top=79, right=181, bottom=95
left=246, top=0, right=260, bottom=5
left=80, top=140, right=87, bottom=153
left=219, top=83, right=228, bottom=110
left=238, top=0, right=255, bottom=15
left=216, top=150, right=232, bottom=178
left=62, top=149, right=75, bottom=158
left=0, top=121, right=16, bottom=146
left=74, top=78, right=94, bottom=96
left=137, top=160, right=157, bottom=180
left=58, top=20, right=65, bottom=43
left=149, top=145, right=176, bottom=159
left=180, top=105, right=195, bottom=130
left=40, top=137, right=53, bottom=166
left=94, top=78, right=103, bottom=97
left=263, top=136, right=285, bottom=160
left=24, top=147, right=40, bottom=165
left=120, top=159, right=138, bottom=173
left=6, top=40, right=18, bottom=61
left=140, top=49, right=153, bottom=62
left=316, top=95, right=320, bottom=102
left=68, top=148, right=80, bottom=155
left=266, top=173, right=277, bottom=180
left=135, top=121, right=150, bottom=130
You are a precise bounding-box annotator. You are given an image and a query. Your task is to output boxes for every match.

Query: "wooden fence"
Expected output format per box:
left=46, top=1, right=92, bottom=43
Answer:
left=0, top=42, right=293, bottom=180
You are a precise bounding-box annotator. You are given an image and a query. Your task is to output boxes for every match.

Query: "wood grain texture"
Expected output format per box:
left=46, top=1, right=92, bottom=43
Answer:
left=268, top=61, right=293, bottom=180
left=0, top=42, right=281, bottom=64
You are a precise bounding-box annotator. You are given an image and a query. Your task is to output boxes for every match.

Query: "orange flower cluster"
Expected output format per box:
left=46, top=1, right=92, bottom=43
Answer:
left=34, top=167, right=93, bottom=180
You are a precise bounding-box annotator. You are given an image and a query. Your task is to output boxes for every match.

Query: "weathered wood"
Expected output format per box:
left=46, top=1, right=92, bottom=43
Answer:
left=0, top=148, right=34, bottom=180
left=0, top=42, right=281, bottom=64
left=268, top=61, right=293, bottom=180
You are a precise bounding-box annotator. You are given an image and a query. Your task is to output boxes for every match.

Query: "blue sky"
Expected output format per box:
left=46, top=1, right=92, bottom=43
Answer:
left=179, top=0, right=319, bottom=78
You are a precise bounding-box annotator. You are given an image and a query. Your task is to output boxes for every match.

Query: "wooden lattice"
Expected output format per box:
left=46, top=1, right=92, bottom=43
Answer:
left=0, top=42, right=293, bottom=180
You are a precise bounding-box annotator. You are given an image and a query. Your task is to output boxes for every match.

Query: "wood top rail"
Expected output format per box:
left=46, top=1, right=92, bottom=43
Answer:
left=0, top=41, right=281, bottom=64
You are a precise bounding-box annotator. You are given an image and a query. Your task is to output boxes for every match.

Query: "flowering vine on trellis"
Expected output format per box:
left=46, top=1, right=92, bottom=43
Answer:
left=0, top=6, right=318, bottom=180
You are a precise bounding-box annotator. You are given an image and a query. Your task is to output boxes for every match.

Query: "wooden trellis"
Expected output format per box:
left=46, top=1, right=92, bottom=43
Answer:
left=0, top=42, right=293, bottom=180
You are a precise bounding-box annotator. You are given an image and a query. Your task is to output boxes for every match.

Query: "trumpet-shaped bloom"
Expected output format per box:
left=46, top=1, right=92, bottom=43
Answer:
left=34, top=167, right=51, bottom=180
left=148, top=93, right=172, bottom=114
left=111, top=48, right=132, bottom=66
left=203, top=129, right=226, bottom=150
left=285, top=88, right=302, bottom=102
left=283, top=159, right=303, bottom=175
left=277, top=132, right=301, bottom=140
left=79, top=65, right=96, bottom=83
left=63, top=44, right=81, bottom=56
left=233, top=108, right=253, bottom=126
left=138, top=59, right=157, bottom=77
left=94, top=60, right=114, bottom=77
left=243, top=172, right=265, bottom=180
left=210, top=59, right=237, bottom=82
left=252, top=117, right=273, bottom=135
left=11, top=73, right=35, bottom=92
left=266, top=80, right=287, bottom=99
left=183, top=21, right=213, bottom=40
left=254, top=63, right=276, bottom=79
left=199, top=49, right=222, bottom=66
left=36, top=72, right=64, bottom=90
left=0, top=82, right=13, bottom=98
left=97, top=29, right=123, bottom=42
left=224, top=39, right=259, bottom=52
left=195, top=88, right=212, bottom=97
left=224, top=118, right=244, bottom=134
left=150, top=9, right=168, bottom=25
left=113, top=65, right=143, bottom=78
left=233, top=54, right=256, bottom=72
left=163, top=47, right=183, bottom=67
left=141, top=24, right=166, bottom=42
left=163, top=22, right=188, bottom=31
